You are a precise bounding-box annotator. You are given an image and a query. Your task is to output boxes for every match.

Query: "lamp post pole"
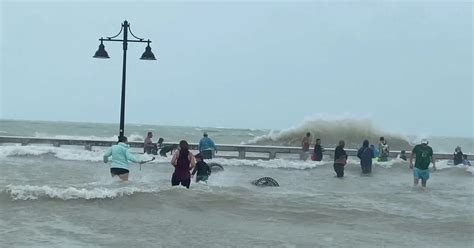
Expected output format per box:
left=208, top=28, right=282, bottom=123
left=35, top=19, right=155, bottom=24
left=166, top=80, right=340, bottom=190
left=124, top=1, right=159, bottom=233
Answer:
left=119, top=21, right=129, bottom=139
left=93, top=20, right=157, bottom=140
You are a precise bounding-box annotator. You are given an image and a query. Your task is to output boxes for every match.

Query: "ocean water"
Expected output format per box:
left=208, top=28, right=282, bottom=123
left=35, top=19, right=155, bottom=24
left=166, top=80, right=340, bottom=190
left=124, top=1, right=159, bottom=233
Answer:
left=1, top=119, right=473, bottom=248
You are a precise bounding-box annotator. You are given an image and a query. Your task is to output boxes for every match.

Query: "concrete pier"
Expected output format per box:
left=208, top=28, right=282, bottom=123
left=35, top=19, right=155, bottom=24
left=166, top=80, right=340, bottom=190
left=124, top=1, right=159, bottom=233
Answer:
left=0, top=136, right=468, bottom=161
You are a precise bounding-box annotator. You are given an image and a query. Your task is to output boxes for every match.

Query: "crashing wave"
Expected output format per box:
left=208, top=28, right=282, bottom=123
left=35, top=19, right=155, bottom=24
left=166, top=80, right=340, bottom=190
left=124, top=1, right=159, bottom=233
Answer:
left=245, top=118, right=411, bottom=150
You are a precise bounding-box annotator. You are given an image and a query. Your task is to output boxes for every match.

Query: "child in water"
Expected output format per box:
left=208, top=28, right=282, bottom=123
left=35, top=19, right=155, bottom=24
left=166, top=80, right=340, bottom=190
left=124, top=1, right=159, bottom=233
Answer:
left=192, top=153, right=212, bottom=183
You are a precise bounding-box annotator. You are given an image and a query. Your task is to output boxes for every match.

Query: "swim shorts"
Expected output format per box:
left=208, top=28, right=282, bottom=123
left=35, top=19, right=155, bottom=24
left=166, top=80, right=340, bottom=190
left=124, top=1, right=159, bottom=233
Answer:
left=413, top=167, right=430, bottom=181
left=110, top=168, right=129, bottom=176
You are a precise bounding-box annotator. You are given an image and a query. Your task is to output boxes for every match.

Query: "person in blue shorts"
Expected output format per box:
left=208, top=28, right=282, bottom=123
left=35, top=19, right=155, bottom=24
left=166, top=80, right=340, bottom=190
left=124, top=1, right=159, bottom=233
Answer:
left=409, top=139, right=436, bottom=188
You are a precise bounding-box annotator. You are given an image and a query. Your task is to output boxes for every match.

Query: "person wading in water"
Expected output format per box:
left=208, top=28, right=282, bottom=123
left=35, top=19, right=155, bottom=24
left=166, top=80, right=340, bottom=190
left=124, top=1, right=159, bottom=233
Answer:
left=170, top=140, right=196, bottom=189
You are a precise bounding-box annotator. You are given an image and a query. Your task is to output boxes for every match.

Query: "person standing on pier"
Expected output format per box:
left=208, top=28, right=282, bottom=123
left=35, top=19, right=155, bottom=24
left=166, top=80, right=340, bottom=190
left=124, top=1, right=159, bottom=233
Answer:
left=198, top=132, right=217, bottom=159
left=103, top=136, right=144, bottom=181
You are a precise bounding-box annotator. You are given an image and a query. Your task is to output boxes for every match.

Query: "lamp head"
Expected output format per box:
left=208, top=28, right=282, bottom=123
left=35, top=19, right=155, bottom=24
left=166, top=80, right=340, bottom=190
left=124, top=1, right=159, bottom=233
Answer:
left=140, top=42, right=156, bottom=60
left=93, top=40, right=110, bottom=59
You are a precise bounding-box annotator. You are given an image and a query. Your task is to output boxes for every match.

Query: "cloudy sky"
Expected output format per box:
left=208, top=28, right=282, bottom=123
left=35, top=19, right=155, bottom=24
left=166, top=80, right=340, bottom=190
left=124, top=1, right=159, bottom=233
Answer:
left=1, top=1, right=472, bottom=137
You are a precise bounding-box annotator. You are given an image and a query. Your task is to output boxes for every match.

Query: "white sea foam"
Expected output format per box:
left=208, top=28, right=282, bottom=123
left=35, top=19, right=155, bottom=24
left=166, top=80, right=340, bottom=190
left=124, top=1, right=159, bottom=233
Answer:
left=33, top=132, right=117, bottom=141
left=211, top=157, right=325, bottom=169
left=435, top=159, right=474, bottom=174
left=32, top=132, right=144, bottom=142
left=0, top=145, right=166, bottom=163
left=4, top=184, right=162, bottom=200
left=1, top=145, right=472, bottom=174
left=0, top=145, right=104, bottom=161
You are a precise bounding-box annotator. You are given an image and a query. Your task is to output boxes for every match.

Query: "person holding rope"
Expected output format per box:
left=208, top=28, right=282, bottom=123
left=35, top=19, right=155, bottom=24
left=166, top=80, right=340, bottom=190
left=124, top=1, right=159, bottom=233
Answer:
left=103, top=136, right=147, bottom=181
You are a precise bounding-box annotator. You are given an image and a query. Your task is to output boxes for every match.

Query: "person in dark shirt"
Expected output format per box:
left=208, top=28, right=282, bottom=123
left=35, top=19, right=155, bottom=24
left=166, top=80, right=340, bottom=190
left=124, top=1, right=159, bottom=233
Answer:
left=313, top=138, right=324, bottom=161
left=333, top=140, right=348, bottom=178
left=170, top=140, right=196, bottom=189
left=357, top=140, right=373, bottom=174
left=410, top=139, right=436, bottom=189
left=192, top=153, right=211, bottom=183
left=453, top=146, right=464, bottom=165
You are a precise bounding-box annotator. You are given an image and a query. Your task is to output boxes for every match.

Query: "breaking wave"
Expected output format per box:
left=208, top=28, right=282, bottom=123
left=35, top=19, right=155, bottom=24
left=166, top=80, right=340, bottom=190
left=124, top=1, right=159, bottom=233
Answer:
left=245, top=118, right=412, bottom=150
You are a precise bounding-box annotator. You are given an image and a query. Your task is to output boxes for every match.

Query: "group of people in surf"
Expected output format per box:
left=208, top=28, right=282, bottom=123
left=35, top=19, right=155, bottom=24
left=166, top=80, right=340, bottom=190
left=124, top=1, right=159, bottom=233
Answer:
left=103, top=132, right=217, bottom=188
left=301, top=133, right=396, bottom=177
left=301, top=133, right=391, bottom=163
left=301, top=132, right=471, bottom=188
left=103, top=130, right=470, bottom=190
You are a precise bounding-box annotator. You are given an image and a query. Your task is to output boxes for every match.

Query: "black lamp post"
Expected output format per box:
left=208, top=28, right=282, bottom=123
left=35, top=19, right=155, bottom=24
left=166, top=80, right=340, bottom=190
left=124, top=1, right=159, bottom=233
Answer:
left=93, top=20, right=156, bottom=140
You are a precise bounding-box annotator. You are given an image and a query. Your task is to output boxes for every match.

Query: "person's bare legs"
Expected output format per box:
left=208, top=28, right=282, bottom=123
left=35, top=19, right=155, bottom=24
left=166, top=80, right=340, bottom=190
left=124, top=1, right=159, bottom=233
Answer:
left=421, top=179, right=427, bottom=188
left=413, top=178, right=419, bottom=186
left=118, top=173, right=129, bottom=181
left=111, top=173, right=129, bottom=181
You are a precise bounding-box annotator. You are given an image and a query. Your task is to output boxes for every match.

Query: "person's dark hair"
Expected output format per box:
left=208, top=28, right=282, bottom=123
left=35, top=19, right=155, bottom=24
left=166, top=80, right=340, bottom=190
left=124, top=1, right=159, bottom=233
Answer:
left=179, top=140, right=189, bottom=151
left=316, top=138, right=321, bottom=142
left=203, top=132, right=208, bottom=137
left=339, top=140, right=345, bottom=147
left=195, top=153, right=203, bottom=160
left=118, top=136, right=128, bottom=143
left=179, top=140, right=189, bottom=159
left=306, top=132, right=310, bottom=137
left=401, top=150, right=406, bottom=154
left=158, top=137, right=164, bottom=143
left=379, top=136, right=385, bottom=141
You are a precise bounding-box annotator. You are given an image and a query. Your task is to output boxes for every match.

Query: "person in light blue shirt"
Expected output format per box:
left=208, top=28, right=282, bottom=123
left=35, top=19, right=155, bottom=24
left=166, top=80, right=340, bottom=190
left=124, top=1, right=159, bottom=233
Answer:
left=463, top=154, right=471, bottom=166
left=103, top=136, right=144, bottom=181
left=198, top=132, right=217, bottom=159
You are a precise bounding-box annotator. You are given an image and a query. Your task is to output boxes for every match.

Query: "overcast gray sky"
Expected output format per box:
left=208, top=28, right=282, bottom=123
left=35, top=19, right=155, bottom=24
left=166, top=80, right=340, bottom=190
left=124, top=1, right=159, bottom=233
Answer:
left=1, top=1, right=472, bottom=137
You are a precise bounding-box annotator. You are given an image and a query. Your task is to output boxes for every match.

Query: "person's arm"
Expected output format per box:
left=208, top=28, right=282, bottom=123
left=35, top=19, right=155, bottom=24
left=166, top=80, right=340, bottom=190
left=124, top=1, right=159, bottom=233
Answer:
left=189, top=152, right=196, bottom=169
left=126, top=149, right=141, bottom=163
left=171, top=151, right=179, bottom=166
left=431, top=149, right=436, bottom=171
left=198, top=140, right=202, bottom=152
left=103, top=147, right=112, bottom=163
left=191, top=164, right=197, bottom=176
left=431, top=156, right=436, bottom=171
left=211, top=140, right=217, bottom=152
left=409, top=148, right=415, bottom=169
left=207, top=164, right=211, bottom=176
